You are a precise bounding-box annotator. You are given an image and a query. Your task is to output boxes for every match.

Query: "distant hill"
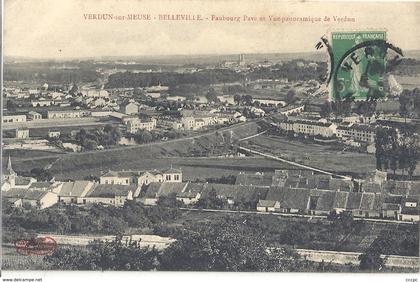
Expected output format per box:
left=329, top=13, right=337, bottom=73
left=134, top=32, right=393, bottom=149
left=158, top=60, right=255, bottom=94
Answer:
left=404, top=50, right=420, bottom=60
left=5, top=49, right=419, bottom=65
left=5, top=52, right=327, bottom=65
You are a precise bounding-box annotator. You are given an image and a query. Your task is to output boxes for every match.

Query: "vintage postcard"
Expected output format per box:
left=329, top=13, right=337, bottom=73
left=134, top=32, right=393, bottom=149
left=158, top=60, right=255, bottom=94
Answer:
left=1, top=0, right=419, bottom=280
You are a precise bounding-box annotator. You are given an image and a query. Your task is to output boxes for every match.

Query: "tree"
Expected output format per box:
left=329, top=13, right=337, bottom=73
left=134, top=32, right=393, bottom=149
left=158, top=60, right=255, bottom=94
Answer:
left=399, top=89, right=414, bottom=120
left=233, top=94, right=241, bottom=105
left=29, top=168, right=52, bottom=182
left=156, top=193, right=181, bottom=208
left=84, top=139, right=98, bottom=150
left=243, top=95, right=253, bottom=106
left=205, top=88, right=218, bottom=103
left=358, top=248, right=385, bottom=271
left=6, top=99, right=18, bottom=110
left=45, top=238, right=160, bottom=270
left=320, top=101, right=332, bottom=118
left=133, top=130, right=153, bottom=143
left=195, top=188, right=226, bottom=209
left=286, top=89, right=297, bottom=104
left=330, top=211, right=354, bottom=232
left=159, top=218, right=302, bottom=271
left=84, top=175, right=100, bottom=182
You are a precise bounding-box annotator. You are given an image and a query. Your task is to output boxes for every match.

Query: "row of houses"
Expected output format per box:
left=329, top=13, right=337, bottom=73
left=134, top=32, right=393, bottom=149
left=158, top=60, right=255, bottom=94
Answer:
left=257, top=186, right=418, bottom=221
left=3, top=109, right=91, bottom=123
left=279, top=119, right=337, bottom=138
left=99, top=168, right=182, bottom=187
left=172, top=112, right=246, bottom=131
left=139, top=180, right=418, bottom=221
left=140, top=182, right=268, bottom=206
left=2, top=155, right=419, bottom=220
left=3, top=168, right=183, bottom=209
left=2, top=157, right=184, bottom=208
left=3, top=173, right=418, bottom=222
left=277, top=118, right=377, bottom=144
left=3, top=179, right=141, bottom=209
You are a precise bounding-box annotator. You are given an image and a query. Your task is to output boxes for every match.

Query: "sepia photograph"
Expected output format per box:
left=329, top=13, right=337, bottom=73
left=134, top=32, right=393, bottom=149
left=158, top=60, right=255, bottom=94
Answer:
left=1, top=0, right=419, bottom=281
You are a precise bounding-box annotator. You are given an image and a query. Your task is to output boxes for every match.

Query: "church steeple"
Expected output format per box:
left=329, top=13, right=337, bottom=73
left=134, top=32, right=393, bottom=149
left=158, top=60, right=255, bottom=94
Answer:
left=6, top=155, right=16, bottom=175
left=3, top=155, right=16, bottom=188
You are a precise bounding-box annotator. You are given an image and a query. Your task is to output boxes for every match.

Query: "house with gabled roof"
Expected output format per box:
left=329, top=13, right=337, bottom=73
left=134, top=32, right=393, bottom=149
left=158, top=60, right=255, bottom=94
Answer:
left=308, top=189, right=335, bottom=215
left=356, top=192, right=381, bottom=218
left=140, top=182, right=188, bottom=205
left=57, top=181, right=94, bottom=204
left=120, top=101, right=139, bottom=115
left=82, top=184, right=137, bottom=207
left=257, top=200, right=280, bottom=212
left=235, top=172, right=272, bottom=187
left=329, top=178, right=353, bottom=192
left=3, top=188, right=27, bottom=208
left=382, top=202, right=401, bottom=220
left=332, top=191, right=349, bottom=213
left=21, top=189, right=58, bottom=209
left=4, top=188, right=58, bottom=209
left=264, top=187, right=310, bottom=214
left=176, top=183, right=205, bottom=205
left=361, top=182, right=382, bottom=193
left=345, top=192, right=363, bottom=211
left=141, top=183, right=162, bottom=205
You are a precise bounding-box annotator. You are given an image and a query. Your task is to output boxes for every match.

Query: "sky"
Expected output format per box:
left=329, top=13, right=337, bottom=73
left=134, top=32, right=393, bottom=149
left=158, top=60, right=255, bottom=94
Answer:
left=4, top=0, right=420, bottom=59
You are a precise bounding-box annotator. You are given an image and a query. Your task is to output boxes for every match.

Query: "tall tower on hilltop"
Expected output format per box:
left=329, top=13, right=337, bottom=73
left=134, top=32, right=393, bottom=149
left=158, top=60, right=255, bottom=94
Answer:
left=239, top=54, right=245, bottom=67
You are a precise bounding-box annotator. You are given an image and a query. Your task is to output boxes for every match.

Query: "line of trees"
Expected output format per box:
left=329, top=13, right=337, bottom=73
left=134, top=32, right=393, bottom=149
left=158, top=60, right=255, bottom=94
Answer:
left=105, top=69, right=243, bottom=88
left=2, top=201, right=180, bottom=243
left=375, top=126, right=418, bottom=178
left=74, top=125, right=121, bottom=150
left=44, top=218, right=306, bottom=271
left=399, top=88, right=420, bottom=119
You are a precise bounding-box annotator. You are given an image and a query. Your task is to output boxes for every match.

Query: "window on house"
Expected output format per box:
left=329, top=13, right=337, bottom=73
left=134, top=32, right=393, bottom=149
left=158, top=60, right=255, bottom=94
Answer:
left=174, top=175, right=179, bottom=181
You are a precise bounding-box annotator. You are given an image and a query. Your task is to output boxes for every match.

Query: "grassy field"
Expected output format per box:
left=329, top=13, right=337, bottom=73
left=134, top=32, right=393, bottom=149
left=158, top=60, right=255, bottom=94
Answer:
left=43, top=156, right=293, bottom=181
left=244, top=134, right=377, bottom=177
left=2, top=245, right=50, bottom=270
left=4, top=149, right=66, bottom=159
left=4, top=122, right=262, bottom=179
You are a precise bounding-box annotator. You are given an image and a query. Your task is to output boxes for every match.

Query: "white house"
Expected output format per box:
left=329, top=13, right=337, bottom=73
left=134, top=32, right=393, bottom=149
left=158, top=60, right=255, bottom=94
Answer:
left=27, top=111, right=42, bottom=120
left=15, top=128, right=30, bottom=139
left=48, top=130, right=61, bottom=138
left=3, top=115, right=27, bottom=123
left=126, top=118, right=156, bottom=133
left=100, top=168, right=182, bottom=191
left=81, top=89, right=110, bottom=98
left=167, top=96, right=186, bottom=102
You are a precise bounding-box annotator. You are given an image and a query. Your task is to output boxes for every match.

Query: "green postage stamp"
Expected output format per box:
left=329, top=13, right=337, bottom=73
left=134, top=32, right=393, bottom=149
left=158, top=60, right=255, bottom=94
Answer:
left=330, top=31, right=387, bottom=102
